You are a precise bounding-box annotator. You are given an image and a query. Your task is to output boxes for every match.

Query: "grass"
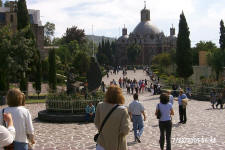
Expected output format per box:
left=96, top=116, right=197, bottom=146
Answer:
left=26, top=99, right=46, bottom=104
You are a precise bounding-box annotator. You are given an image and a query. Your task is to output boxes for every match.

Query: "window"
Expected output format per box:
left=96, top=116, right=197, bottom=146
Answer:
left=0, top=13, right=6, bottom=23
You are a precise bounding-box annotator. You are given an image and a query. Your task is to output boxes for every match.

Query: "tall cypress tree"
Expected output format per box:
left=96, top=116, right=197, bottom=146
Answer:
left=176, top=11, right=193, bottom=79
left=0, top=0, right=2, bottom=7
left=48, top=49, right=56, bottom=91
left=35, top=58, right=42, bottom=97
left=17, top=0, right=29, bottom=30
left=219, top=20, right=225, bottom=51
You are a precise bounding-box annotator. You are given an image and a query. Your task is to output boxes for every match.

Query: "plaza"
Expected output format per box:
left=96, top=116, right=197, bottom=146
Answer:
left=1, top=70, right=224, bottom=150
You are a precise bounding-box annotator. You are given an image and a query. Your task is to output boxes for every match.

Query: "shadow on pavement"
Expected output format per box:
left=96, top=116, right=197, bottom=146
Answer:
left=127, top=141, right=138, bottom=146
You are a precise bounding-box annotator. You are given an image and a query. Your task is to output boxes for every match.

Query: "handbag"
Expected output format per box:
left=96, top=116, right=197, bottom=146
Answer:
left=94, top=104, right=119, bottom=142
left=156, top=104, right=161, bottom=119
left=182, top=98, right=188, bottom=109
left=2, top=109, right=14, bottom=150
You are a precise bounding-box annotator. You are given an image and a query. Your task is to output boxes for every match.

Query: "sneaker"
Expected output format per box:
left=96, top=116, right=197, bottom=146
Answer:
left=135, top=136, right=141, bottom=143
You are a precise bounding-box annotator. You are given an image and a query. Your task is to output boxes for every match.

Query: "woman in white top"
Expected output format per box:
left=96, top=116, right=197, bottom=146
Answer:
left=0, top=113, right=15, bottom=150
left=155, top=93, right=174, bottom=150
left=0, top=88, right=35, bottom=150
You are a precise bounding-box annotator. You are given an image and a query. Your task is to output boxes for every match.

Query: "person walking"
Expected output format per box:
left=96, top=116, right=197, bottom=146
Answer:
left=155, top=93, right=174, bottom=150
left=94, top=85, right=130, bottom=150
left=210, top=89, right=217, bottom=109
left=128, top=93, right=146, bottom=143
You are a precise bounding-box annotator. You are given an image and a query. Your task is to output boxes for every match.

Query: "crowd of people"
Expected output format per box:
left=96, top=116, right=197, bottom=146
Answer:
left=1, top=68, right=225, bottom=150
left=94, top=85, right=191, bottom=150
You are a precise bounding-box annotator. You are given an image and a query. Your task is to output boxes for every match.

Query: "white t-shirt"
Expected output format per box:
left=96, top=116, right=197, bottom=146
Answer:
left=0, top=106, right=34, bottom=143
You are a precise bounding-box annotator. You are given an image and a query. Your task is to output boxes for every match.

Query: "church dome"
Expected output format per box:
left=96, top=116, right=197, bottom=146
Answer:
left=133, top=21, right=160, bottom=36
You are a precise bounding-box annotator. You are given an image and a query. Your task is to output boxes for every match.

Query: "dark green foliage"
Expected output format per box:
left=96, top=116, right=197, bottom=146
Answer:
left=19, top=75, right=27, bottom=93
left=49, top=49, right=57, bottom=91
left=41, top=59, right=49, bottom=82
left=208, top=49, right=225, bottom=80
left=63, top=26, right=85, bottom=44
left=127, top=44, right=141, bottom=64
left=0, top=0, right=2, bottom=7
left=35, top=60, right=42, bottom=95
left=44, top=22, right=55, bottom=46
left=73, top=51, right=90, bottom=76
left=219, top=20, right=225, bottom=50
left=176, top=12, right=193, bottom=79
left=20, top=73, right=27, bottom=92
left=192, top=41, right=217, bottom=65
left=17, top=0, right=29, bottom=30
left=96, top=39, right=115, bottom=65
left=4, top=0, right=9, bottom=7
left=87, top=57, right=102, bottom=92
left=0, top=72, right=9, bottom=95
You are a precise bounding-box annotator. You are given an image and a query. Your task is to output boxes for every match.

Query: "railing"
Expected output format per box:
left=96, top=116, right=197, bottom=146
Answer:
left=46, top=99, right=102, bottom=114
left=161, top=85, right=224, bottom=101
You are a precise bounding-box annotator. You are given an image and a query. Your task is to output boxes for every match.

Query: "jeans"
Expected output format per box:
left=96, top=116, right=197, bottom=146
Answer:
left=132, top=115, right=144, bottom=138
left=86, top=113, right=95, bottom=122
left=179, top=106, right=187, bottom=123
left=14, top=141, right=28, bottom=150
left=159, top=120, right=172, bottom=150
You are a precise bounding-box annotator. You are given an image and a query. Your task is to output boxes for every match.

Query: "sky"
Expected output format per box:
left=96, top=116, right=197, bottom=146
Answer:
left=4, top=0, right=225, bottom=46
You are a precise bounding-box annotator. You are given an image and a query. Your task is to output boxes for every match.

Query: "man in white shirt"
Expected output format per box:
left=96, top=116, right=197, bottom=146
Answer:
left=128, top=93, right=146, bottom=143
left=0, top=113, right=15, bottom=150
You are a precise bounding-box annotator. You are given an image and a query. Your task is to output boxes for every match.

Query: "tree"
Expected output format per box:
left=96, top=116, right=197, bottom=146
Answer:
left=63, top=26, right=85, bottom=44
left=0, top=0, right=2, bottom=7
left=127, top=44, right=141, bottom=64
left=34, top=59, right=42, bottom=97
left=44, top=22, right=55, bottom=45
left=17, top=0, right=29, bottom=30
left=219, top=20, right=225, bottom=50
left=208, top=49, right=225, bottom=80
left=4, top=0, right=9, bottom=7
left=0, top=26, right=12, bottom=94
left=192, top=41, right=217, bottom=65
left=176, top=11, right=193, bottom=79
left=73, top=51, right=90, bottom=76
left=48, top=49, right=57, bottom=91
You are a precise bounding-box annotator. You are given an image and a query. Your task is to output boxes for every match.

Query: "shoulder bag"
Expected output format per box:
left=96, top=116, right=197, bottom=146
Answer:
left=94, top=104, right=119, bottom=142
left=2, top=108, right=14, bottom=150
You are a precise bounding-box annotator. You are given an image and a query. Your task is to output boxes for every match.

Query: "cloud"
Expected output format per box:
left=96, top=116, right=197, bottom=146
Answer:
left=25, top=0, right=225, bottom=46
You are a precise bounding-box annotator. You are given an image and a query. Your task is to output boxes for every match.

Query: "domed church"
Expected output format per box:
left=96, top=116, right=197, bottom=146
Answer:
left=115, top=3, right=176, bottom=65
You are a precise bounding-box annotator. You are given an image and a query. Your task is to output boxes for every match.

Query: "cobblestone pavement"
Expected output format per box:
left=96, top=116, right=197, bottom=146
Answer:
left=1, top=70, right=225, bottom=150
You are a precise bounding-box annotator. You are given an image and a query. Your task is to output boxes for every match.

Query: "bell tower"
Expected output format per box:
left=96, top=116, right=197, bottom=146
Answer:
left=141, top=1, right=150, bottom=22
left=122, top=24, right=127, bottom=36
left=170, top=24, right=175, bottom=36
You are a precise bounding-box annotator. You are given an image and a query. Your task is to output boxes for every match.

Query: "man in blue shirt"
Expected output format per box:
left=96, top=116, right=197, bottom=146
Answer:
left=176, top=90, right=187, bottom=124
left=85, top=103, right=95, bottom=122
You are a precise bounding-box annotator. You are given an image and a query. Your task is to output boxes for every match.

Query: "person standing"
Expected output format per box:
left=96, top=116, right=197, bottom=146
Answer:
left=155, top=93, right=174, bottom=150
left=94, top=85, right=130, bottom=150
left=128, top=93, right=146, bottom=143
left=176, top=90, right=187, bottom=124
left=167, top=90, right=174, bottom=105
left=0, top=88, right=35, bottom=150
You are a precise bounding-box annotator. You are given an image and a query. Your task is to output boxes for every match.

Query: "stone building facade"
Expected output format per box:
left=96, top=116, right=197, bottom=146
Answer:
left=0, top=1, right=44, bottom=59
left=115, top=5, right=177, bottom=65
